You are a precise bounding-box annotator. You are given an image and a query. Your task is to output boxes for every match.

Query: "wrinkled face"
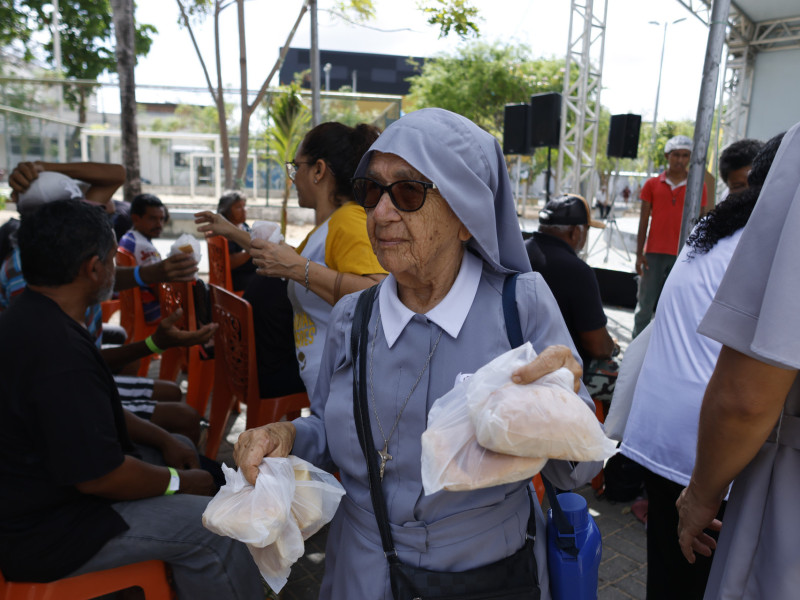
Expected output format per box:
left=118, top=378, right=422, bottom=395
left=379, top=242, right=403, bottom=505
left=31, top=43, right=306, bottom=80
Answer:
left=665, top=149, right=691, bottom=178
left=227, top=199, right=247, bottom=225
left=725, top=165, right=750, bottom=194
left=365, top=152, right=471, bottom=282
left=132, top=205, right=165, bottom=239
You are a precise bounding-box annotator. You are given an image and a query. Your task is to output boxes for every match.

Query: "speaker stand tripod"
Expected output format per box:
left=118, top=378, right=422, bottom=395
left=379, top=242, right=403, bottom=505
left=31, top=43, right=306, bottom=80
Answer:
left=588, top=163, right=632, bottom=264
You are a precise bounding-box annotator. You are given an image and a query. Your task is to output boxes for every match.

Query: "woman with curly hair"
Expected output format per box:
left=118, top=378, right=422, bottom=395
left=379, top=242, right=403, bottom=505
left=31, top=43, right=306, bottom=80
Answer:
left=620, top=132, right=783, bottom=600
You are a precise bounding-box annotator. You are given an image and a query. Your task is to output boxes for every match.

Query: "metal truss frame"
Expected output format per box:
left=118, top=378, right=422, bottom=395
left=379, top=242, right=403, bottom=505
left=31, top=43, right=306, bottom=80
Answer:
left=555, top=0, right=608, bottom=202
left=675, top=0, right=800, bottom=147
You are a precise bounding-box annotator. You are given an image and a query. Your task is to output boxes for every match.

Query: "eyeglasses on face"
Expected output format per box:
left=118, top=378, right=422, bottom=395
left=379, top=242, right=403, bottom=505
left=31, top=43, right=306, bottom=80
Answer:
left=350, top=177, right=438, bottom=212
left=285, top=160, right=314, bottom=182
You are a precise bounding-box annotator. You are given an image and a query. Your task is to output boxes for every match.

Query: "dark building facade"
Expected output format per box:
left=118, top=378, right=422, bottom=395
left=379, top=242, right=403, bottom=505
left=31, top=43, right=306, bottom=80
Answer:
left=279, top=48, right=426, bottom=96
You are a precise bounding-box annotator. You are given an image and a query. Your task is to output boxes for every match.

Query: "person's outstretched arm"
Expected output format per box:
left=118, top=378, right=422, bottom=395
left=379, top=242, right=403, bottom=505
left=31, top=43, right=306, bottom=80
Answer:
left=677, top=345, right=796, bottom=563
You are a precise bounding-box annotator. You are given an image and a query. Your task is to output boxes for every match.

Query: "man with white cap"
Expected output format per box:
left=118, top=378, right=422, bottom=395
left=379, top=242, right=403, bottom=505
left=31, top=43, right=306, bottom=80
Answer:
left=633, top=135, right=708, bottom=337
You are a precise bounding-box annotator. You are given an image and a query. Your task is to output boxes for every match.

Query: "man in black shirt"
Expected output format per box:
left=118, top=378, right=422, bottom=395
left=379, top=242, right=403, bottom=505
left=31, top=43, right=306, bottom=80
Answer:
left=0, top=200, right=263, bottom=598
left=525, top=194, right=618, bottom=401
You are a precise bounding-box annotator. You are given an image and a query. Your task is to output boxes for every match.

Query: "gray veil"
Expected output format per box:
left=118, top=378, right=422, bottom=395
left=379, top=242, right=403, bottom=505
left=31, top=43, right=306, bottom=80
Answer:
left=354, top=108, right=531, bottom=275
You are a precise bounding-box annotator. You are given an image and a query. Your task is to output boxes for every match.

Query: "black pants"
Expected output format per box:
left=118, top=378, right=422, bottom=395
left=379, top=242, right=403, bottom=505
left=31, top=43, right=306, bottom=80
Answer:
left=643, top=468, right=726, bottom=600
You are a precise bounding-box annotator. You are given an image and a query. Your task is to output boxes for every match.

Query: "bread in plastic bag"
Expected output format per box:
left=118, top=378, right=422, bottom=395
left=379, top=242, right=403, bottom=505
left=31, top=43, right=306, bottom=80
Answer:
left=202, top=458, right=295, bottom=547
left=168, top=233, right=202, bottom=264
left=250, top=220, right=283, bottom=243
left=202, top=456, right=345, bottom=592
left=466, top=343, right=618, bottom=462
left=421, top=378, right=548, bottom=495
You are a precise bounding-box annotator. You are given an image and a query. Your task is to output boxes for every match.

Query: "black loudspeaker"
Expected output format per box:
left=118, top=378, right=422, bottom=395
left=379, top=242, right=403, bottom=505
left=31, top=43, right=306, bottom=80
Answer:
left=607, top=113, right=641, bottom=159
left=529, top=92, right=562, bottom=148
left=503, top=103, right=531, bottom=154
left=592, top=267, right=638, bottom=309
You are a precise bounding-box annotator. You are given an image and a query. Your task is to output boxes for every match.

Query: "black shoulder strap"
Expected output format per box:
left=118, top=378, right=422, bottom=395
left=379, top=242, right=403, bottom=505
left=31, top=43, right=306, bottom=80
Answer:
left=502, top=273, right=579, bottom=557
left=350, top=285, right=399, bottom=561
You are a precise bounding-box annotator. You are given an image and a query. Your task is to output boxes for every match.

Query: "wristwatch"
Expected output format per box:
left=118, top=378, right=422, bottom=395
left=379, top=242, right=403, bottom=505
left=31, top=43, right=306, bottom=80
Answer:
left=164, top=467, right=180, bottom=496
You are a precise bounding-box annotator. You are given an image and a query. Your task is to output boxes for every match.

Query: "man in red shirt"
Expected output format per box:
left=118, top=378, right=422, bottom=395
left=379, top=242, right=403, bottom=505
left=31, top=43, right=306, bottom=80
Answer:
left=633, top=135, right=708, bottom=337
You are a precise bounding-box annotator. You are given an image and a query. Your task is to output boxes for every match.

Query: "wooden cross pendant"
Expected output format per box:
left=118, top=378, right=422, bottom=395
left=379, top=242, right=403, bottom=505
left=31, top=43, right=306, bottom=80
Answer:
left=378, top=443, right=393, bottom=481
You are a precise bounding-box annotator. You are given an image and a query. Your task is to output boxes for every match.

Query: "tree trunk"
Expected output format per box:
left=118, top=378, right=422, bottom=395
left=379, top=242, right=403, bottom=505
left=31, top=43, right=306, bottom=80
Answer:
left=69, top=87, right=87, bottom=159
left=214, top=0, right=233, bottom=189
left=235, top=0, right=249, bottom=188
left=110, top=0, right=141, bottom=201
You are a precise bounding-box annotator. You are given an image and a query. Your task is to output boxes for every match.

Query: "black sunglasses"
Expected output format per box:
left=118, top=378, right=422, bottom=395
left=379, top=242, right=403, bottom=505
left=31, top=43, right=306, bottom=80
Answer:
left=351, top=177, right=437, bottom=212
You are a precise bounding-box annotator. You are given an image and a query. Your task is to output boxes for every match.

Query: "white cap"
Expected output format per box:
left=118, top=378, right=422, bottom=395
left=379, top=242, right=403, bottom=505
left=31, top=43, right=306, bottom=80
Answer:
left=664, top=135, right=693, bottom=155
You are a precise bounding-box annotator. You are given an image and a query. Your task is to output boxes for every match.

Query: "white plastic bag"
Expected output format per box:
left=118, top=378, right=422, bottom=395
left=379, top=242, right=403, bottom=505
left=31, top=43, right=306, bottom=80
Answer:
left=168, top=233, right=202, bottom=263
left=202, top=459, right=295, bottom=547
left=202, top=456, right=345, bottom=592
left=250, top=220, right=284, bottom=243
left=288, top=456, right=346, bottom=540
left=604, top=321, right=652, bottom=441
left=421, top=378, right=548, bottom=495
left=466, top=343, right=617, bottom=462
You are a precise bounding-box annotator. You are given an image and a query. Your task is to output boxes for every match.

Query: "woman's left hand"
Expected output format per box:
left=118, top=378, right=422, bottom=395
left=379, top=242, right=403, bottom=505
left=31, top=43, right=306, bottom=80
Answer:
left=511, top=344, right=582, bottom=392
left=250, top=238, right=302, bottom=280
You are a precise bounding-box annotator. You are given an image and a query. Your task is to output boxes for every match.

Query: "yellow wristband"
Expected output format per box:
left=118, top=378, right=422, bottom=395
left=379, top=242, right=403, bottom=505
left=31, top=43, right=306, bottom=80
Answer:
left=145, top=335, right=165, bottom=355
left=164, top=467, right=179, bottom=495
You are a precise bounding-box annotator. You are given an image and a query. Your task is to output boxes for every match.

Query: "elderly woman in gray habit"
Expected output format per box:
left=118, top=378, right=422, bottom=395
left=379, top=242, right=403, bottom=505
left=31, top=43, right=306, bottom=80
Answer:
left=235, top=108, right=600, bottom=599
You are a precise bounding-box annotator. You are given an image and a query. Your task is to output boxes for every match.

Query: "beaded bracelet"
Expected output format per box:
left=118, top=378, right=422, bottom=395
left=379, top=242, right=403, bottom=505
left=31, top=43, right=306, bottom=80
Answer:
left=304, top=258, right=311, bottom=290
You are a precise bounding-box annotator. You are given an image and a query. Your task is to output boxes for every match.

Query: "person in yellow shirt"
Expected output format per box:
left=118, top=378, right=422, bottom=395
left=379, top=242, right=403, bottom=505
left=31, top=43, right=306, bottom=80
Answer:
left=196, top=122, right=386, bottom=396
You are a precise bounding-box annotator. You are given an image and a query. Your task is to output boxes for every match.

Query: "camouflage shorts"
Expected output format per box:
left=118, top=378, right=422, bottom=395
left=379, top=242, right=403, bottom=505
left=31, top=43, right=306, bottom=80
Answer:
left=584, top=357, right=619, bottom=404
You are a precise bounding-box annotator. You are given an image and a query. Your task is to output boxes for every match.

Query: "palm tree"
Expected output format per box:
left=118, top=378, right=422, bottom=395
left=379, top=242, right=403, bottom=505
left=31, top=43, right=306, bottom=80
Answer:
left=267, top=84, right=310, bottom=235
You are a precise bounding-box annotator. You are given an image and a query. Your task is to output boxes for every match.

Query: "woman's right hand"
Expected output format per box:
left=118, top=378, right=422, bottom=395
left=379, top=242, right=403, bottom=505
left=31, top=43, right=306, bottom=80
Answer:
left=234, top=421, right=297, bottom=485
left=194, top=210, right=238, bottom=240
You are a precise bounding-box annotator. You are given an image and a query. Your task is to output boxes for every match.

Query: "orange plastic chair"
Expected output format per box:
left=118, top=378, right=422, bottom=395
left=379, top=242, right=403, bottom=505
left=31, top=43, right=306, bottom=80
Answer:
left=591, top=398, right=606, bottom=492
left=0, top=560, right=174, bottom=600
left=116, top=247, right=159, bottom=377
left=206, top=236, right=234, bottom=293
left=101, top=298, right=121, bottom=322
left=205, top=284, right=309, bottom=459
left=158, top=281, right=215, bottom=415
left=532, top=473, right=545, bottom=504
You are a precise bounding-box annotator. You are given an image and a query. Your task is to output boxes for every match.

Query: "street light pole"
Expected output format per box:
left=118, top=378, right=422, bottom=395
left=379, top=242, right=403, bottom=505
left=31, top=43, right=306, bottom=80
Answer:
left=323, top=62, right=331, bottom=92
left=648, top=17, right=686, bottom=175
left=310, top=0, right=320, bottom=126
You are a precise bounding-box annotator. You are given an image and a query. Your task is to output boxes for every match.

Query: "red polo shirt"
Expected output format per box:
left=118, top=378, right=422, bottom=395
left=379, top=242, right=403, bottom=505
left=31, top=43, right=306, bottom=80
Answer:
left=641, top=173, right=707, bottom=255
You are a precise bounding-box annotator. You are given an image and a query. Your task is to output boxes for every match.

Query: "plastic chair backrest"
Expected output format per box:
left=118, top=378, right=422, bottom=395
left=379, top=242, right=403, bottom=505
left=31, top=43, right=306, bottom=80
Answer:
left=206, top=236, right=234, bottom=293
left=158, top=281, right=214, bottom=415
left=101, top=299, right=121, bottom=323
left=116, top=247, right=158, bottom=376
left=204, top=284, right=308, bottom=459
left=1, top=560, right=174, bottom=599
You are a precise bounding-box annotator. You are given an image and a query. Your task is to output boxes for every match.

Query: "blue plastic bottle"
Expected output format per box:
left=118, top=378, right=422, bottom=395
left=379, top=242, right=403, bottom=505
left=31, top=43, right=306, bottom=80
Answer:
left=546, top=492, right=602, bottom=600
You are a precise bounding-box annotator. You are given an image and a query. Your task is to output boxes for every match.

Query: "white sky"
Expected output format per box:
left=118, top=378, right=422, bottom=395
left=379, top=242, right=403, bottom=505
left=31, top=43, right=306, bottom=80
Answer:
left=111, top=0, right=712, bottom=124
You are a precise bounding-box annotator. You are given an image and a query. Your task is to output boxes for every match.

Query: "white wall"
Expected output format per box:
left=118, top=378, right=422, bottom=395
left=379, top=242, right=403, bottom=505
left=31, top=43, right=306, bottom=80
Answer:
left=747, top=48, right=800, bottom=140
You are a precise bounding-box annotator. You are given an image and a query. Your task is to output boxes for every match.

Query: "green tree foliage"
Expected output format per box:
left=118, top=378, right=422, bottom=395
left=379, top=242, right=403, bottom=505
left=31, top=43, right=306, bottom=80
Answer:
left=406, top=42, right=567, bottom=137
left=1, top=0, right=156, bottom=155
left=419, top=0, right=480, bottom=38
left=177, top=0, right=481, bottom=189
left=266, top=83, right=311, bottom=234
